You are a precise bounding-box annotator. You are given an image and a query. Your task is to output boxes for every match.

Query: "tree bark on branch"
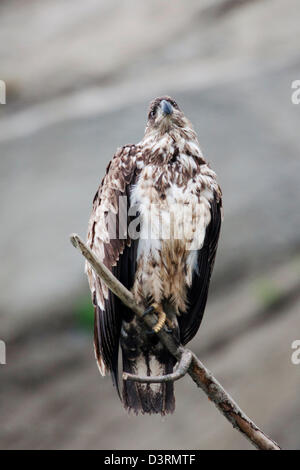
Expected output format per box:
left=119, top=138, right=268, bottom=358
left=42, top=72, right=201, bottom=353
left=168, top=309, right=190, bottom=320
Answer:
left=70, top=233, right=281, bottom=451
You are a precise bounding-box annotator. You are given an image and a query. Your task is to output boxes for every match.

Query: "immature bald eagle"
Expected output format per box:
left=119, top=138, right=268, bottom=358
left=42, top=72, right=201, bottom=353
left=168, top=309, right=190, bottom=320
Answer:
left=86, top=97, right=222, bottom=415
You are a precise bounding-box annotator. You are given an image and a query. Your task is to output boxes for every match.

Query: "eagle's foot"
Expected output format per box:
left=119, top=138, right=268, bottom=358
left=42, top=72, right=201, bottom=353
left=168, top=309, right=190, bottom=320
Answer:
left=142, top=305, right=155, bottom=318
left=153, top=310, right=166, bottom=333
left=143, top=303, right=169, bottom=334
left=165, top=317, right=174, bottom=334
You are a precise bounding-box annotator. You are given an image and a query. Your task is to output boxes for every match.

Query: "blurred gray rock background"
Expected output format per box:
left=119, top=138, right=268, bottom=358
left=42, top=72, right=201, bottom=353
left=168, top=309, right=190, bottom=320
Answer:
left=0, top=0, right=300, bottom=450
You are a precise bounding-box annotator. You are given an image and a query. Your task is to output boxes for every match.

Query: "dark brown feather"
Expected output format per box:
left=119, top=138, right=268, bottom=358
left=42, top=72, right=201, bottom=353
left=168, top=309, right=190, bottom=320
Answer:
left=178, top=194, right=222, bottom=345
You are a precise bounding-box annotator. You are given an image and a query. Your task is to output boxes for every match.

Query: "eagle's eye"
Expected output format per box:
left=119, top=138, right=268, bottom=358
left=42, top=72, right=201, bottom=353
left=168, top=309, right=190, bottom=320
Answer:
left=170, top=100, right=179, bottom=110
left=149, top=108, right=156, bottom=119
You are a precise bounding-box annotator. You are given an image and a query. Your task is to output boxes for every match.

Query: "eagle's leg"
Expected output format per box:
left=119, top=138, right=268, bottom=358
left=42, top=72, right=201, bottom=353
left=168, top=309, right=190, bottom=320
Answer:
left=142, top=302, right=171, bottom=333
left=153, top=307, right=166, bottom=333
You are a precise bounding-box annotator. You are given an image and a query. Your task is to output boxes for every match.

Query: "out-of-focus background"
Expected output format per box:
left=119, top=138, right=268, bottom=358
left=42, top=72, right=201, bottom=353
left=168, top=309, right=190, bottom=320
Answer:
left=0, top=0, right=300, bottom=450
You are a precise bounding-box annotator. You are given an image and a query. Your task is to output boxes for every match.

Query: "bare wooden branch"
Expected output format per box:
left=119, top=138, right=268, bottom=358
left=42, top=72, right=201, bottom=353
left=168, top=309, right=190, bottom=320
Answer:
left=123, top=349, right=193, bottom=383
left=70, top=233, right=281, bottom=451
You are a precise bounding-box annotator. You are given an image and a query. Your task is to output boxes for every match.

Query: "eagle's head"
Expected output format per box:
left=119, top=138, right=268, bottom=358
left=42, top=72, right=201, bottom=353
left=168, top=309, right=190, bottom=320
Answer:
left=145, top=96, right=192, bottom=135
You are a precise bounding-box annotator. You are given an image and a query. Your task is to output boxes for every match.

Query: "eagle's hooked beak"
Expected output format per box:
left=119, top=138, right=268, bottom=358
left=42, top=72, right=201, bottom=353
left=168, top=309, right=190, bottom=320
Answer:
left=161, top=100, right=173, bottom=116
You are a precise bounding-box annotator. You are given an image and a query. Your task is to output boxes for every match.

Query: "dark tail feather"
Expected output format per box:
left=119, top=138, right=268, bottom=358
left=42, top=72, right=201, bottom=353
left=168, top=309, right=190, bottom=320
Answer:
left=122, top=351, right=175, bottom=415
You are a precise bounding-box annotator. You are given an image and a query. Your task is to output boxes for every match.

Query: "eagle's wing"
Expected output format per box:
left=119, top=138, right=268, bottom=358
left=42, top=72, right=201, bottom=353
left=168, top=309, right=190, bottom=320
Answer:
left=178, top=193, right=222, bottom=345
left=86, top=145, right=138, bottom=392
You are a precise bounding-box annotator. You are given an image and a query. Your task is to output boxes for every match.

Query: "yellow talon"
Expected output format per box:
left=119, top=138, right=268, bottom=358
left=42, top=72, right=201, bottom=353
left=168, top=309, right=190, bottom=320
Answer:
left=143, top=303, right=168, bottom=334
left=152, top=308, right=166, bottom=333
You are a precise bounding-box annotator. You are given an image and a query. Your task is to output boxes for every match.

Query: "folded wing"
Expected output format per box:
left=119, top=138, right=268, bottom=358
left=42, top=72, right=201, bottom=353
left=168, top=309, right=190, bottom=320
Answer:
left=178, top=194, right=222, bottom=345
left=86, top=145, right=139, bottom=393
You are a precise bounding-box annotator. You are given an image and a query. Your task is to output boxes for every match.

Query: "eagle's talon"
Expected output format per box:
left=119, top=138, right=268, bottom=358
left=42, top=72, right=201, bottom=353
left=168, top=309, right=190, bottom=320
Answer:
left=152, top=311, right=166, bottom=333
left=142, top=306, right=155, bottom=318
left=164, top=326, right=173, bottom=334
left=142, top=303, right=167, bottom=334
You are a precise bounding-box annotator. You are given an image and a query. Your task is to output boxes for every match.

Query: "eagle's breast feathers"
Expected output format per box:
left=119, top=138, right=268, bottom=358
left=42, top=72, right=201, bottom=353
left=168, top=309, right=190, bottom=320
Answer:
left=130, top=131, right=221, bottom=314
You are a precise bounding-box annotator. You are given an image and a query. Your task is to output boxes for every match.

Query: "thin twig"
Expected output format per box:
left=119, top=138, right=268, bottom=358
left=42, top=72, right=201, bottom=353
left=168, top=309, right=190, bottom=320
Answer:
left=123, top=349, right=193, bottom=383
left=70, top=233, right=281, bottom=450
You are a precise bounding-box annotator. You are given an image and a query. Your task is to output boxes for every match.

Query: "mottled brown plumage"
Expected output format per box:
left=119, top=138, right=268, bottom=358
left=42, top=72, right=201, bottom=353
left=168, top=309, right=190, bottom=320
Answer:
left=86, top=96, right=222, bottom=414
